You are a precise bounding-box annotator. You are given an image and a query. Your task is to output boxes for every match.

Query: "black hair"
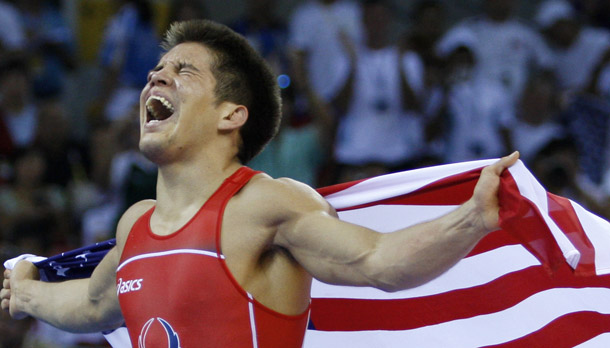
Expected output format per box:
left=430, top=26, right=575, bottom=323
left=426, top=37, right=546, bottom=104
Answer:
left=162, top=19, right=281, bottom=163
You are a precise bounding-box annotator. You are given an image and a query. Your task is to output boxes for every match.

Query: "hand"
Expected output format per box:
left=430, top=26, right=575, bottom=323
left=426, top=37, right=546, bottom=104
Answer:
left=1, top=261, right=39, bottom=320
left=470, top=151, right=520, bottom=231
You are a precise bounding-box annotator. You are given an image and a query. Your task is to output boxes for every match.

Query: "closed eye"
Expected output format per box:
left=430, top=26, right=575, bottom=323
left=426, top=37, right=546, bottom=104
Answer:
left=177, top=62, right=199, bottom=73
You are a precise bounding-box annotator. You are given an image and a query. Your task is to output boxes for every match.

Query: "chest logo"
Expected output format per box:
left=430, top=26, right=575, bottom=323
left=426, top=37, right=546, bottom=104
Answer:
left=139, top=317, right=181, bottom=348
left=116, top=278, right=143, bottom=295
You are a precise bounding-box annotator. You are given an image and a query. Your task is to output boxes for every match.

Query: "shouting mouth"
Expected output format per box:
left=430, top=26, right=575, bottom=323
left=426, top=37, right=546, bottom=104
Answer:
left=146, top=96, right=175, bottom=124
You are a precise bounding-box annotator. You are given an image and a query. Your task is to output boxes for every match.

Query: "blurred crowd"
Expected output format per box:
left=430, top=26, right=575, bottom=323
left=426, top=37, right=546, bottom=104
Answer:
left=0, top=0, right=610, bottom=346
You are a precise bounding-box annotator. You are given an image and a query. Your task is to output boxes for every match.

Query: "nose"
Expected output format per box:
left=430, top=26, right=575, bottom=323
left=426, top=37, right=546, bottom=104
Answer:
left=147, top=69, right=172, bottom=87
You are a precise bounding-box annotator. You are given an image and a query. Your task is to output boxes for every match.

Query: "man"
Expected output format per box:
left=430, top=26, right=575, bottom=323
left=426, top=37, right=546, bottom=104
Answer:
left=331, top=0, right=426, bottom=182
left=288, top=0, right=363, bottom=101
left=440, top=0, right=554, bottom=103
left=2, top=20, right=519, bottom=347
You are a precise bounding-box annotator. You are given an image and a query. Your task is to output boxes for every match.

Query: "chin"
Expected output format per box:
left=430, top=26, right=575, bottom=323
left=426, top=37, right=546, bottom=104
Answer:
left=139, top=140, right=171, bottom=164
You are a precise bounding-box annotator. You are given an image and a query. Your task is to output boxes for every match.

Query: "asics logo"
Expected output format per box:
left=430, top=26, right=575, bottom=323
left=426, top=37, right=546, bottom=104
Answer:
left=116, top=278, right=143, bottom=294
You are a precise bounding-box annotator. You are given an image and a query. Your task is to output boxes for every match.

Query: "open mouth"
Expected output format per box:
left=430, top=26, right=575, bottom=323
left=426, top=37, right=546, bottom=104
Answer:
left=146, top=96, right=175, bottom=123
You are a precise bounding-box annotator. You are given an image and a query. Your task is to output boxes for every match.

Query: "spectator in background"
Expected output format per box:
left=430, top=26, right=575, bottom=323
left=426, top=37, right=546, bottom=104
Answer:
left=532, top=138, right=608, bottom=219
left=235, top=0, right=332, bottom=186
left=537, top=0, right=610, bottom=185
left=17, top=0, right=76, bottom=99
left=573, top=0, right=610, bottom=31
left=98, top=0, right=161, bottom=122
left=0, top=56, right=38, bottom=153
left=82, top=108, right=156, bottom=245
left=536, top=0, right=610, bottom=99
left=0, top=1, right=25, bottom=53
left=288, top=0, right=363, bottom=101
left=436, top=26, right=514, bottom=163
left=398, top=0, right=448, bottom=165
left=248, top=82, right=333, bottom=187
left=0, top=148, right=68, bottom=257
left=34, top=98, right=90, bottom=188
left=509, top=72, right=566, bottom=165
left=107, top=115, right=157, bottom=218
left=167, top=0, right=208, bottom=25
left=331, top=0, right=425, bottom=182
left=401, top=0, right=446, bottom=64
left=441, top=0, right=554, bottom=103
left=232, top=0, right=289, bottom=76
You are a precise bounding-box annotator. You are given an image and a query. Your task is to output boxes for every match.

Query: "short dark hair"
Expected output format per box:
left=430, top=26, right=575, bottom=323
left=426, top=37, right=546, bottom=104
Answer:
left=161, top=19, right=281, bottom=163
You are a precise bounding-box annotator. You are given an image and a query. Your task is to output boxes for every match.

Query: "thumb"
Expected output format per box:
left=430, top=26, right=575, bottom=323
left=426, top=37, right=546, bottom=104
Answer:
left=490, top=151, right=520, bottom=176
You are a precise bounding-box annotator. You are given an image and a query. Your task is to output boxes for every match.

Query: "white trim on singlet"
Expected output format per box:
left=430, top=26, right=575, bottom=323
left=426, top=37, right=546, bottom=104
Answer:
left=117, top=249, right=224, bottom=272
left=247, top=293, right=259, bottom=348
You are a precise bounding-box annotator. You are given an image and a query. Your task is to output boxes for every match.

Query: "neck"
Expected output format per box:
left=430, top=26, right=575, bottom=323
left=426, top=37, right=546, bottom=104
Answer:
left=154, top=153, right=242, bottom=215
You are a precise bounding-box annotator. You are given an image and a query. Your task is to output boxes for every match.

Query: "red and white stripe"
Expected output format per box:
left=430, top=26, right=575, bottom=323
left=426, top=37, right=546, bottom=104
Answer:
left=306, top=159, right=610, bottom=347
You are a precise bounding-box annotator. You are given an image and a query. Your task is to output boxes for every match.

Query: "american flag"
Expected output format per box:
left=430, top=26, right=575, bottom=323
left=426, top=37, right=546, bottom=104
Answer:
left=6, top=159, right=610, bottom=347
left=307, top=159, right=610, bottom=347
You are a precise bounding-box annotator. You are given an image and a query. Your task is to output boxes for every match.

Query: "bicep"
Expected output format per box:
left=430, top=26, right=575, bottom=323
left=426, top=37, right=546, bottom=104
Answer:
left=83, top=201, right=152, bottom=328
left=85, top=246, right=123, bottom=327
left=275, top=210, right=382, bottom=287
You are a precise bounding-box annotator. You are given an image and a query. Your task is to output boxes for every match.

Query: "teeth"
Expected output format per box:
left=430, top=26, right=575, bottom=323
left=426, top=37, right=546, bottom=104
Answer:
left=146, top=95, right=175, bottom=121
left=146, top=95, right=175, bottom=112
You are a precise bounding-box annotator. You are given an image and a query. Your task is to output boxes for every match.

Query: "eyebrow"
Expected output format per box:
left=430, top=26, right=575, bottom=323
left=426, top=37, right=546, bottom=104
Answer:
left=149, top=61, right=201, bottom=75
left=177, top=61, right=200, bottom=72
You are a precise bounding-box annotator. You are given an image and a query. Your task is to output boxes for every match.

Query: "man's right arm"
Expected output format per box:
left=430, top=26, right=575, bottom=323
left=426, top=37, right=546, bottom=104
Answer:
left=2, top=246, right=123, bottom=333
left=1, top=200, right=154, bottom=333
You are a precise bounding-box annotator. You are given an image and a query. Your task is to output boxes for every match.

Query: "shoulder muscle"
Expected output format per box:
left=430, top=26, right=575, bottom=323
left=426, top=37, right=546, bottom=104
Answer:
left=115, top=200, right=155, bottom=250
left=247, top=175, right=335, bottom=224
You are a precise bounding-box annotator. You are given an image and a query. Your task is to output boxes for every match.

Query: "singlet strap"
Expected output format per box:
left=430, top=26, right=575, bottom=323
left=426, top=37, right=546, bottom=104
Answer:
left=211, top=166, right=260, bottom=255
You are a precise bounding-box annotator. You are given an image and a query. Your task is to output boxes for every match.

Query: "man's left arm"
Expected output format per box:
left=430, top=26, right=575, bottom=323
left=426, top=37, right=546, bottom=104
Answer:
left=273, top=152, right=519, bottom=291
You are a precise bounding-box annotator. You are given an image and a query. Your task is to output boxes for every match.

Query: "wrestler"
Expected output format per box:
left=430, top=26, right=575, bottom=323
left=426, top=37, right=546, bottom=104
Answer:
left=2, top=19, right=519, bottom=347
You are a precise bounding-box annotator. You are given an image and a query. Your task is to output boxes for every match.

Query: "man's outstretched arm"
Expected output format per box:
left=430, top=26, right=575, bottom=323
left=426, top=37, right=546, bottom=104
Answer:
left=1, top=246, right=123, bottom=333
left=1, top=200, right=152, bottom=332
left=273, top=152, right=520, bottom=291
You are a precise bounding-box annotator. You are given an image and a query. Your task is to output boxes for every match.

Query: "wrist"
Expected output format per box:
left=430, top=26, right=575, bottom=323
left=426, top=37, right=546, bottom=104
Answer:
left=459, top=199, right=496, bottom=236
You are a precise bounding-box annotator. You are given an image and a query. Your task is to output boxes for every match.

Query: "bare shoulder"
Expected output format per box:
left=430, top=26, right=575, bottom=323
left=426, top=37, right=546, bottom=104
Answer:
left=115, top=200, right=156, bottom=249
left=238, top=174, right=336, bottom=224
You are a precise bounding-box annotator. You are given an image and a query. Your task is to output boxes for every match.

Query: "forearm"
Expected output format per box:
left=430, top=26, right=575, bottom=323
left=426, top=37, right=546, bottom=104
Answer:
left=368, top=199, right=488, bottom=291
left=14, top=278, right=121, bottom=333
left=281, top=153, right=517, bottom=293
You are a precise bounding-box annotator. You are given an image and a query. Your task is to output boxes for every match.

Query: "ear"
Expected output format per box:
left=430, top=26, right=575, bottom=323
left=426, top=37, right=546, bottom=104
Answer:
left=218, top=104, right=248, bottom=131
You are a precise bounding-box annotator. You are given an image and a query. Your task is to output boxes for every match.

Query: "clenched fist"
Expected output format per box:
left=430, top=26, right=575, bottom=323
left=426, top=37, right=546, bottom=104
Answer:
left=1, top=261, right=39, bottom=320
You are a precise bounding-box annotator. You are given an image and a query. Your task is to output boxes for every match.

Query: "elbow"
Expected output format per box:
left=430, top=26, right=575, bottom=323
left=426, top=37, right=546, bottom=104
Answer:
left=370, top=275, right=427, bottom=293
left=362, top=260, right=408, bottom=293
left=374, top=281, right=404, bottom=293
left=81, top=307, right=123, bottom=333
left=363, top=256, right=428, bottom=293
left=80, top=294, right=123, bottom=333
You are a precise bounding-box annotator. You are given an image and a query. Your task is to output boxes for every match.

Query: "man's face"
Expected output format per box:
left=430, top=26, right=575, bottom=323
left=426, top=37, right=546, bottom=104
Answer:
left=138, top=42, right=220, bottom=163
